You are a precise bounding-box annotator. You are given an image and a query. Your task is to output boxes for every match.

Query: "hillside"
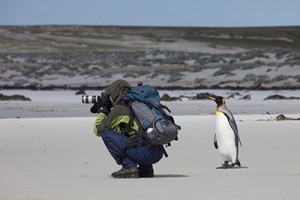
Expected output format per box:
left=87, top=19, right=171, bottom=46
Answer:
left=0, top=25, right=300, bottom=89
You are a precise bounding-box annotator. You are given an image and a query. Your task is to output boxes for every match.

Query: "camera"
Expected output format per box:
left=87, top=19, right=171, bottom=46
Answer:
left=82, top=91, right=112, bottom=114
left=82, top=91, right=111, bottom=105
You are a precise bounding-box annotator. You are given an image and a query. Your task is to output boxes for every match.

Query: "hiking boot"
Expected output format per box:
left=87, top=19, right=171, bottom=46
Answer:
left=138, top=165, right=154, bottom=178
left=111, top=167, right=139, bottom=178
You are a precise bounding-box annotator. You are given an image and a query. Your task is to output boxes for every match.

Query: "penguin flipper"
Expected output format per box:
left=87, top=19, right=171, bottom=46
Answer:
left=220, top=107, right=242, bottom=147
left=214, top=133, right=218, bottom=149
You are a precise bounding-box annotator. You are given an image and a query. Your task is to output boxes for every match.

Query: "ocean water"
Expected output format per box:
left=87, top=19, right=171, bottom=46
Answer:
left=0, top=89, right=299, bottom=118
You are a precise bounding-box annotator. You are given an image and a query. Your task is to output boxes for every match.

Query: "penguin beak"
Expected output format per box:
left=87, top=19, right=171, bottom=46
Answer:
left=209, top=96, right=216, bottom=101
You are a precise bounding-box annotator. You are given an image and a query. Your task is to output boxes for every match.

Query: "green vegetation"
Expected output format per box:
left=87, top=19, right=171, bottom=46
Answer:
left=1, top=26, right=300, bottom=53
left=0, top=25, right=300, bottom=89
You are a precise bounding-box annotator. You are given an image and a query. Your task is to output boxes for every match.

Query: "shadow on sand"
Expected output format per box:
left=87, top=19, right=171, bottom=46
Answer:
left=154, top=174, right=190, bottom=178
left=216, top=166, right=249, bottom=170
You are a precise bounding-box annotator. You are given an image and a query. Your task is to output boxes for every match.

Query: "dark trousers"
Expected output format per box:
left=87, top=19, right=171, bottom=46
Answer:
left=101, top=130, right=164, bottom=168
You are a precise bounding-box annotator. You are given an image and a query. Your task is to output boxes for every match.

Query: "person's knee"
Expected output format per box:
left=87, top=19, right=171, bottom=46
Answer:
left=101, top=130, right=115, bottom=141
left=101, top=130, right=128, bottom=150
left=126, top=146, right=164, bottom=165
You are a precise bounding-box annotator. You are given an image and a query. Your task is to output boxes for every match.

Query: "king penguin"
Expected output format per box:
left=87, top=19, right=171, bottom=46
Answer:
left=209, top=96, right=242, bottom=169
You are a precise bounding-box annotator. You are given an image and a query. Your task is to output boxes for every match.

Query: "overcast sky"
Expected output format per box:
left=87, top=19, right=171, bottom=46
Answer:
left=1, top=0, right=300, bottom=27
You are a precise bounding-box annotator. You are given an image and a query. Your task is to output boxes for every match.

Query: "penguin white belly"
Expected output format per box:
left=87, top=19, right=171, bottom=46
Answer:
left=215, top=112, right=237, bottom=163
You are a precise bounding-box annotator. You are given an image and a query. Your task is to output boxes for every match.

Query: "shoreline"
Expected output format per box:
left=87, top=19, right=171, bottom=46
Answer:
left=1, top=88, right=300, bottom=119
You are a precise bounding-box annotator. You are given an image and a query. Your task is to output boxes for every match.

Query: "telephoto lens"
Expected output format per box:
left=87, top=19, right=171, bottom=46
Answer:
left=82, top=95, right=101, bottom=104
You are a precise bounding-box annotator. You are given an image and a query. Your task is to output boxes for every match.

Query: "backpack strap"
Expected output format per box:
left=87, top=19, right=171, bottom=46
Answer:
left=161, top=104, right=171, bottom=113
left=162, top=146, right=168, bottom=157
left=126, top=101, right=135, bottom=132
left=126, top=101, right=143, bottom=133
left=159, top=104, right=182, bottom=132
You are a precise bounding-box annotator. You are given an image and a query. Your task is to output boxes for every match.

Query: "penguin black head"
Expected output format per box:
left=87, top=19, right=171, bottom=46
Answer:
left=209, top=96, right=225, bottom=107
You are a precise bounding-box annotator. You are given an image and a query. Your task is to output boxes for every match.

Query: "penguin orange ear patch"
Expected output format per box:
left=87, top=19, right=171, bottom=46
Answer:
left=222, top=98, right=226, bottom=105
left=216, top=110, right=222, bottom=115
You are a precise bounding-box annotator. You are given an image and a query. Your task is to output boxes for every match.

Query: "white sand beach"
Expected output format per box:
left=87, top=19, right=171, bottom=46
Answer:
left=1, top=90, right=300, bottom=200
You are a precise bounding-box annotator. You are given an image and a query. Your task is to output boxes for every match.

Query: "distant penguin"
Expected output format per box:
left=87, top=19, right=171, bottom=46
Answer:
left=209, top=96, right=242, bottom=169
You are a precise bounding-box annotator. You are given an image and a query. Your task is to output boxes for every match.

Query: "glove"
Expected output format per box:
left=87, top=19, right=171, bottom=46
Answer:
left=124, top=135, right=146, bottom=149
left=90, top=103, right=109, bottom=114
left=98, top=105, right=109, bottom=114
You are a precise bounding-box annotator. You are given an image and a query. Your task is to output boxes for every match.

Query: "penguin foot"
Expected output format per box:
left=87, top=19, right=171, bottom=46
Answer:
left=236, top=160, right=241, bottom=167
left=216, top=165, right=229, bottom=169
left=216, top=161, right=232, bottom=169
left=216, top=161, right=242, bottom=169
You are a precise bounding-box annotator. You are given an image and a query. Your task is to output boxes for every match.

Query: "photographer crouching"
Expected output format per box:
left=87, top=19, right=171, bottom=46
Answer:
left=83, top=80, right=164, bottom=178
